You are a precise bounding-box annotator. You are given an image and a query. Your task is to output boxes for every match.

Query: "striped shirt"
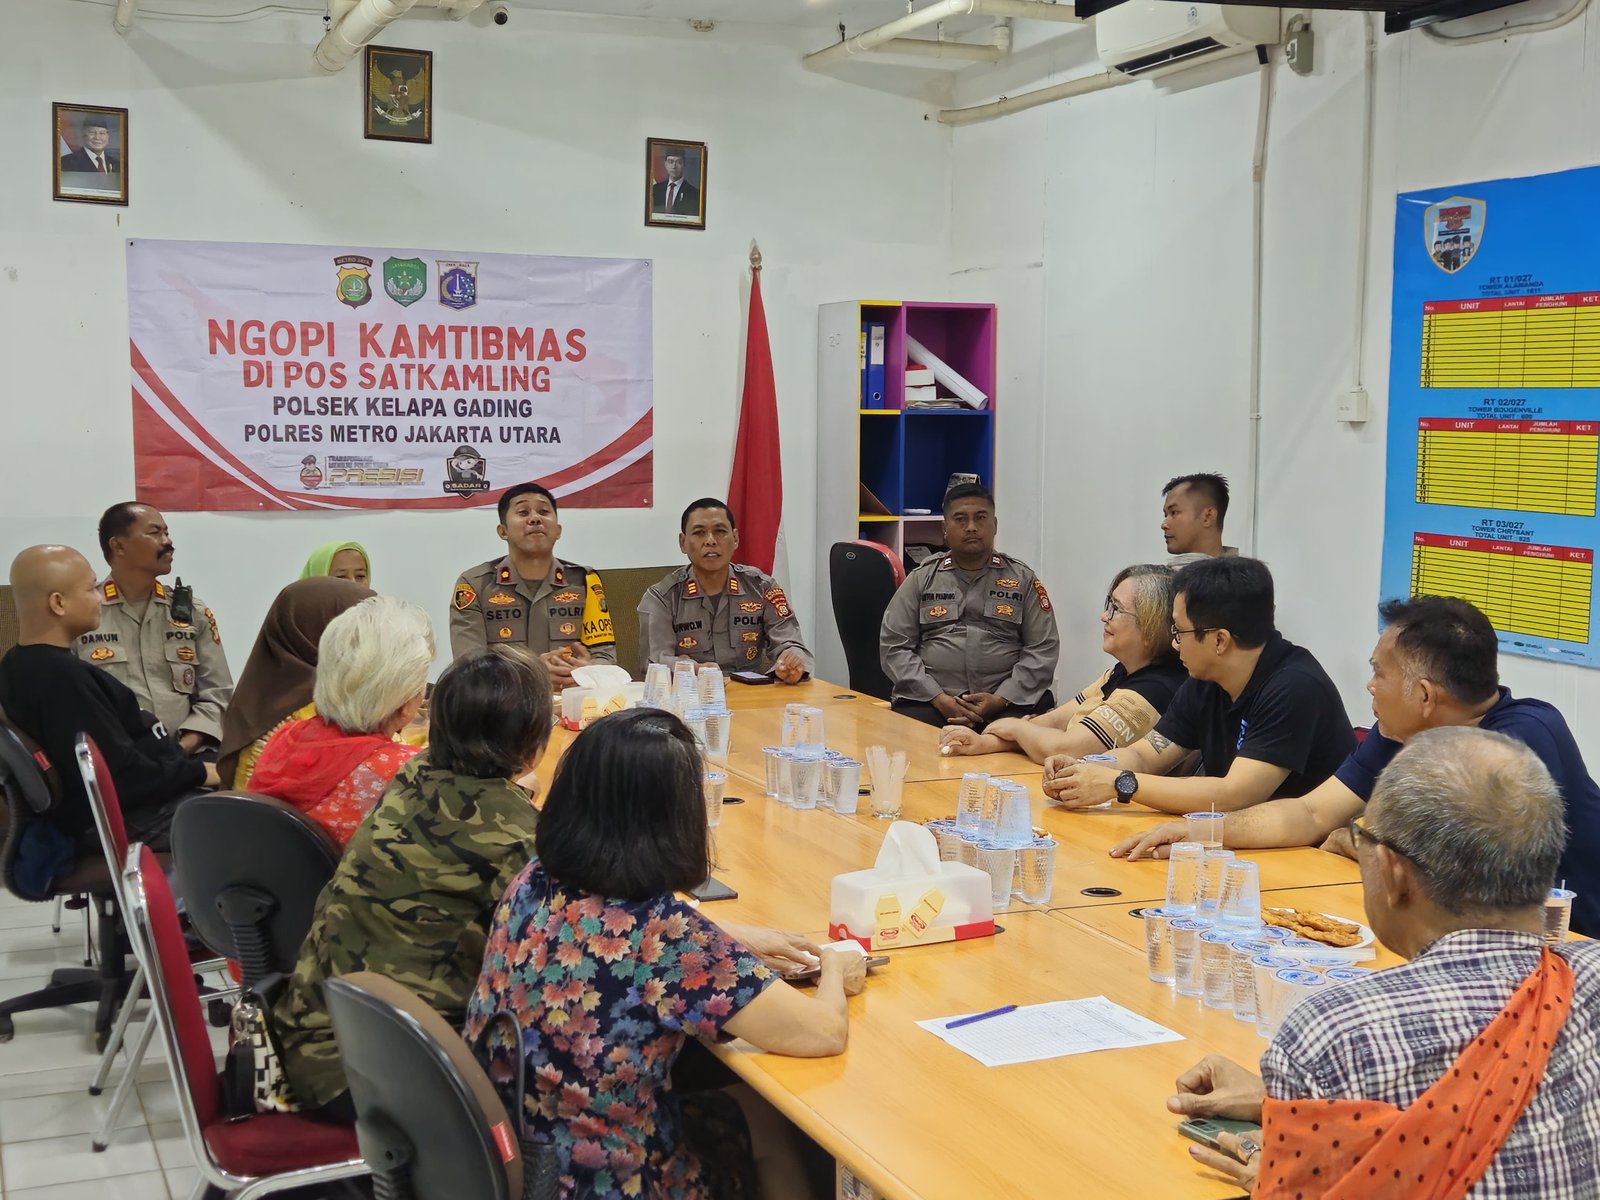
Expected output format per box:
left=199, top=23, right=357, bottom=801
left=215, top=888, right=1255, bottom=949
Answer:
left=1263, top=928, right=1600, bottom=1198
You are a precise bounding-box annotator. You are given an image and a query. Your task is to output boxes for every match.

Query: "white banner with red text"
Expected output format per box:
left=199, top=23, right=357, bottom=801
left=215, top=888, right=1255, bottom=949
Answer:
left=126, top=238, right=653, bottom=511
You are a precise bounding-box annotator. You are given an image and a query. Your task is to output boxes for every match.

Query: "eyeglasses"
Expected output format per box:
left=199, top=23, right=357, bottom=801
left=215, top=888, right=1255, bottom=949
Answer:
left=1103, top=597, right=1135, bottom=621
left=1170, top=624, right=1211, bottom=642
left=1349, top=815, right=1408, bottom=858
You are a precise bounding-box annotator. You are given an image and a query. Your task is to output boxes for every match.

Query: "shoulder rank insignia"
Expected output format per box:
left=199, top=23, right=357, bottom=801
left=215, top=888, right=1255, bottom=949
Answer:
left=153, top=581, right=167, bottom=600
left=204, top=607, right=220, bottom=645
left=552, top=591, right=581, bottom=603
left=453, top=583, right=478, bottom=611
left=764, top=586, right=792, bottom=619
left=90, top=646, right=115, bottom=662
left=937, top=557, right=954, bottom=571
left=559, top=621, right=577, bottom=636
left=727, top=575, right=743, bottom=595
left=102, top=581, right=119, bottom=600
left=497, top=566, right=513, bottom=584
left=487, top=591, right=518, bottom=606
left=1034, top=579, right=1053, bottom=612
left=739, top=601, right=763, bottom=614
left=553, top=566, right=565, bottom=585
left=996, top=577, right=1020, bottom=588
left=990, top=554, right=1005, bottom=568
left=684, top=579, right=700, bottom=598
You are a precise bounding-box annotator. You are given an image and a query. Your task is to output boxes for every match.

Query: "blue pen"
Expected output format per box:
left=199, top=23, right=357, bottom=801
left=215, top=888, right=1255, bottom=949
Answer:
left=945, top=1004, right=1017, bottom=1030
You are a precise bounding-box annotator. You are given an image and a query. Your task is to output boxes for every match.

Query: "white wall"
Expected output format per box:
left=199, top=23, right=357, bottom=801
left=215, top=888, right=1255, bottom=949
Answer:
left=0, top=2, right=950, bottom=675
left=948, top=4, right=1600, bottom=762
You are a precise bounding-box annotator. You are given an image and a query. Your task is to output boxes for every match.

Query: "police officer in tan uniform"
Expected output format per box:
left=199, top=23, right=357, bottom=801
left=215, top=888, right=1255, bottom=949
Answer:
left=880, top=483, right=1059, bottom=728
left=638, top=498, right=813, bottom=682
left=75, top=502, right=233, bottom=754
left=448, top=482, right=615, bottom=690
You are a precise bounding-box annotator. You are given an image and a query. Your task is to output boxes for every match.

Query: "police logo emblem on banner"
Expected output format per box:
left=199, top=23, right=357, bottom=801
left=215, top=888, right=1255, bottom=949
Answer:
left=299, top=455, right=324, bottom=490
left=438, top=260, right=478, bottom=310
left=334, top=254, right=374, bottom=308
left=1423, top=196, right=1486, bottom=274
left=383, top=256, right=427, bottom=307
left=443, top=444, right=489, bottom=496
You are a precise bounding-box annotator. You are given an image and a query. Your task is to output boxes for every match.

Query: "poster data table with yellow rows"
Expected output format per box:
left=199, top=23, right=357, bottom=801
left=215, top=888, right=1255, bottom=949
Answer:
left=1384, top=168, right=1600, bottom=667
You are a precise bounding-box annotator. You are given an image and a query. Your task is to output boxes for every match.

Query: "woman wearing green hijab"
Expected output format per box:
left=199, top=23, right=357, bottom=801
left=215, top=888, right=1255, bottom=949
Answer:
left=301, top=542, right=371, bottom=588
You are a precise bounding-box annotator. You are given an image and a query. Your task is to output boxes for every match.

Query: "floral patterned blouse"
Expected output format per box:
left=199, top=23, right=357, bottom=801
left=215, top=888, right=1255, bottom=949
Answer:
left=464, top=862, right=776, bottom=1200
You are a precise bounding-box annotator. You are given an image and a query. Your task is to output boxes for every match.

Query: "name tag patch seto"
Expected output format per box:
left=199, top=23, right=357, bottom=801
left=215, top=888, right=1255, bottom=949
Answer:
left=553, top=590, right=581, bottom=603
left=453, top=583, right=477, bottom=610
left=764, top=587, right=792, bottom=619
left=487, top=591, right=518, bottom=606
left=996, top=577, right=1020, bottom=588
left=739, top=601, right=763, bottom=614
left=176, top=646, right=196, bottom=663
left=1033, top=579, right=1052, bottom=611
left=90, top=647, right=115, bottom=662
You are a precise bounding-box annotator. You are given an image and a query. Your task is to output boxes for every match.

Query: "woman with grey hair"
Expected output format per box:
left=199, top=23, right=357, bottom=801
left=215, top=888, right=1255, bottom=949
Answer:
left=245, top=594, right=434, bottom=846
left=941, top=564, right=1187, bottom=764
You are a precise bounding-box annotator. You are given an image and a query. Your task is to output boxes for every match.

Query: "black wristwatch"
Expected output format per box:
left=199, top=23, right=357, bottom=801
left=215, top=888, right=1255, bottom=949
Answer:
left=1114, top=770, right=1139, bottom=804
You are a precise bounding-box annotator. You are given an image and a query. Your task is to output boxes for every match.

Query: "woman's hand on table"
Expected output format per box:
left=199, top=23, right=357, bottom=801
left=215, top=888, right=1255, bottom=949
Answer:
left=725, top=925, right=824, bottom=974
left=1186, top=1129, right=1261, bottom=1190
left=1110, top=820, right=1189, bottom=860
left=1168, top=1055, right=1265, bottom=1122
left=1043, top=758, right=1118, bottom=809
left=818, top=944, right=868, bottom=996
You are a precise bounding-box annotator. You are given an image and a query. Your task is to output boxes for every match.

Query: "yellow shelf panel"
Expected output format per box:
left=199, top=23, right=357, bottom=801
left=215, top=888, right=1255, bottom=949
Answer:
left=860, top=408, right=899, bottom=416
left=857, top=514, right=900, bottom=523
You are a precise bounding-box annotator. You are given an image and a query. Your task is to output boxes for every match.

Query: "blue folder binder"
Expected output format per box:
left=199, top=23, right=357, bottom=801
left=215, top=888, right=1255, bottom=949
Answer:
left=861, top=322, right=886, bottom=408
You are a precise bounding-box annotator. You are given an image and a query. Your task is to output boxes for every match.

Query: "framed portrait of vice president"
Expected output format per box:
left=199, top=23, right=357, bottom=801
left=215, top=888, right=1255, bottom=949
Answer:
left=54, top=102, right=128, bottom=206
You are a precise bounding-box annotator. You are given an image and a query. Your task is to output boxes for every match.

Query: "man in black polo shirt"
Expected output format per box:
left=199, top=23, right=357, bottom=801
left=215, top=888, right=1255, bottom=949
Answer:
left=1043, top=557, right=1353, bottom=813
left=0, top=545, right=215, bottom=850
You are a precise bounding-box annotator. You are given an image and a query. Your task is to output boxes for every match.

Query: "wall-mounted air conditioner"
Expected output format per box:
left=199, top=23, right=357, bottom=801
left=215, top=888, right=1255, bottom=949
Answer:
left=1096, top=2, right=1281, bottom=78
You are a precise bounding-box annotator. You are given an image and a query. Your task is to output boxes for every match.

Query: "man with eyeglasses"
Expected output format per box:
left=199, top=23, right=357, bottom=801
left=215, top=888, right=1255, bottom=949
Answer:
left=1044, top=556, right=1353, bottom=813
left=1111, top=594, right=1600, bottom=936
left=1163, top=727, right=1600, bottom=1197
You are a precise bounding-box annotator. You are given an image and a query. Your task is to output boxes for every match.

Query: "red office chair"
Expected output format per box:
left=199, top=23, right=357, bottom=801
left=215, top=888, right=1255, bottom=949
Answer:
left=829, top=540, right=905, bottom=701
left=122, top=843, right=367, bottom=1199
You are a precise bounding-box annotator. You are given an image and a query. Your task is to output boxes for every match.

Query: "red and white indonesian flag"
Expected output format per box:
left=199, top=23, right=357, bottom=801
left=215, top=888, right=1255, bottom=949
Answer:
left=728, top=260, right=786, bottom=580
left=126, top=239, right=653, bottom=511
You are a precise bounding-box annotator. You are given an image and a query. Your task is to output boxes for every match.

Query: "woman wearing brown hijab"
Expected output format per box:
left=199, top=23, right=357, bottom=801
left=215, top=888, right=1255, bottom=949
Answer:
left=217, top=577, right=374, bottom=787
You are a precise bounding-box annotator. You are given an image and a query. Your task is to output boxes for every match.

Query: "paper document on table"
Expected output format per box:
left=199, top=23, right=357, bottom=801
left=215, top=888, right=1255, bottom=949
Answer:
left=917, top=997, right=1182, bottom=1067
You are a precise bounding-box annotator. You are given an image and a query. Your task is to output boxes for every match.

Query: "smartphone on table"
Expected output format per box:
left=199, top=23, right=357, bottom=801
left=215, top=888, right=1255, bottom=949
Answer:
left=1177, top=1117, right=1262, bottom=1151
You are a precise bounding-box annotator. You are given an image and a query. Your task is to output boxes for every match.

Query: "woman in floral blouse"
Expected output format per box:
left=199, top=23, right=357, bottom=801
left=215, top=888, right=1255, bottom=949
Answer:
left=466, top=708, right=865, bottom=1200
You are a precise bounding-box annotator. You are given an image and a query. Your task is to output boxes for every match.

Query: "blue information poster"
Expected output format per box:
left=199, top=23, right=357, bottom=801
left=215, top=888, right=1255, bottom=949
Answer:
left=1381, top=165, right=1600, bottom=667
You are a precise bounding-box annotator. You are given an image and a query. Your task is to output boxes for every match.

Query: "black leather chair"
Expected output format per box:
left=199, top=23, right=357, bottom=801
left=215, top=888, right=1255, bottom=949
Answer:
left=171, top=792, right=342, bottom=987
left=326, top=972, right=557, bottom=1200
left=0, top=719, right=127, bottom=1047
left=829, top=540, right=907, bottom=701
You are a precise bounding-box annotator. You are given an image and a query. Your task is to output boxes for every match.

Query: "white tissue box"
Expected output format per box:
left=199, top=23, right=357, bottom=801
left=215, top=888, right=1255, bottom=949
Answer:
left=559, top=681, right=645, bottom=730
left=829, top=821, right=996, bottom=951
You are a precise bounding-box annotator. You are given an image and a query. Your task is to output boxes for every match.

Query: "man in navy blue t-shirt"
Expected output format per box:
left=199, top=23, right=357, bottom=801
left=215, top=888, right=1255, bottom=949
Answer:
left=1112, top=596, right=1600, bottom=937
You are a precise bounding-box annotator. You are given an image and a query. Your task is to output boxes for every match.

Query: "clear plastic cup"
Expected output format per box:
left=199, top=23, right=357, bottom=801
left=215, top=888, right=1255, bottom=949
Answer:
left=1272, top=968, right=1330, bottom=1034
left=955, top=832, right=980, bottom=867
left=1015, top=838, right=1057, bottom=904
left=780, top=703, right=806, bottom=748
left=1545, top=888, right=1576, bottom=945
left=696, top=665, right=726, bottom=707
left=1215, top=859, right=1262, bottom=932
left=1165, top=843, right=1205, bottom=914
left=761, top=747, right=783, bottom=798
left=870, top=776, right=903, bottom=820
left=956, top=772, right=990, bottom=835
left=1227, top=939, right=1274, bottom=1022
left=672, top=661, right=698, bottom=712
left=1170, top=917, right=1209, bottom=997
left=974, top=843, right=1015, bottom=909
left=642, top=663, right=673, bottom=709
left=1185, top=810, right=1226, bottom=849
left=1200, top=930, right=1236, bottom=1010
left=1076, top=754, right=1118, bottom=809
left=1198, top=848, right=1236, bottom=915
left=701, top=706, right=732, bottom=762
left=774, top=749, right=796, bottom=806
left=796, top=706, right=826, bottom=755
left=1323, top=967, right=1375, bottom=985
left=682, top=706, right=710, bottom=755
left=828, top=759, right=861, bottom=815
left=1255, top=925, right=1290, bottom=942
left=978, top=777, right=1013, bottom=840
left=1250, top=954, right=1298, bottom=1037
left=1143, top=907, right=1176, bottom=984
left=790, top=750, right=824, bottom=810
left=993, top=782, right=1034, bottom=848
left=928, top=821, right=962, bottom=862
left=703, top=770, right=727, bottom=828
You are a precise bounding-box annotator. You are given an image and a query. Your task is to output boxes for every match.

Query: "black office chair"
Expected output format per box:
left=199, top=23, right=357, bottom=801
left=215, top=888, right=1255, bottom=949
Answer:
left=829, top=540, right=907, bottom=701
left=170, top=792, right=341, bottom=986
left=326, top=972, right=558, bottom=1200
left=0, top=719, right=126, bottom=1046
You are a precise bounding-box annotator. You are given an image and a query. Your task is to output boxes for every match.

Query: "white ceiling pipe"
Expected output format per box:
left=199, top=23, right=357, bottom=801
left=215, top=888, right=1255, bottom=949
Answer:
left=937, top=68, right=1126, bottom=125
left=315, top=0, right=423, bottom=72
left=875, top=36, right=1006, bottom=62
left=113, top=0, right=139, bottom=34
left=804, top=0, right=1076, bottom=71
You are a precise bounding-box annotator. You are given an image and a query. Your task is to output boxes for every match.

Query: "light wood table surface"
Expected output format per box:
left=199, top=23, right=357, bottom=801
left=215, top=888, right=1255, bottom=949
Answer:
left=714, top=909, right=1269, bottom=1200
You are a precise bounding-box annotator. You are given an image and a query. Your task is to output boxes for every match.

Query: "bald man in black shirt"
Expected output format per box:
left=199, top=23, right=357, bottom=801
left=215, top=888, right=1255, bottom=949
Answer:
left=0, top=545, right=215, bottom=849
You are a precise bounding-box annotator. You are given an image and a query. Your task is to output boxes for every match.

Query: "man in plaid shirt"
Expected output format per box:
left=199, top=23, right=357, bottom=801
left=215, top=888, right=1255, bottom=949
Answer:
left=1166, top=726, right=1600, bottom=1198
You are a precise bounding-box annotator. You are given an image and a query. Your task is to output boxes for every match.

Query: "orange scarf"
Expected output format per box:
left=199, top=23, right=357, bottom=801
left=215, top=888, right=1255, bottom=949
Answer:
left=1255, top=948, right=1573, bottom=1200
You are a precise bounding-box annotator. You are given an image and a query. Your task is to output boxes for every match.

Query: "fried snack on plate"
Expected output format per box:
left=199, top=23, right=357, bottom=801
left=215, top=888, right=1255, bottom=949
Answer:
left=1261, top=906, right=1363, bottom=947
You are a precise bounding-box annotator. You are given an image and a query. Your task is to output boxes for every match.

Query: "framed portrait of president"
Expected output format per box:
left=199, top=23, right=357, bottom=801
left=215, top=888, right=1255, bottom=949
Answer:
left=54, top=102, right=128, bottom=206
left=645, top=137, right=707, bottom=231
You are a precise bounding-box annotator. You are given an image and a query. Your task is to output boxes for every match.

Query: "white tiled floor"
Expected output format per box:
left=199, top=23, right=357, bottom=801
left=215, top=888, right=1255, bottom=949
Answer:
left=0, top=890, right=225, bottom=1199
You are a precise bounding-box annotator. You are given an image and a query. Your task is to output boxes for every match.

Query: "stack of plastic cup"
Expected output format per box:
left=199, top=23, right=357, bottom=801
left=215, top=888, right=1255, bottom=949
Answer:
left=761, top=747, right=783, bottom=798
left=827, top=759, right=861, bottom=815
left=993, top=782, right=1034, bottom=848
left=926, top=819, right=962, bottom=862
left=974, top=843, right=1015, bottom=909
left=672, top=661, right=698, bottom=713
left=1227, top=938, right=1275, bottom=1023
left=696, top=665, right=726, bottom=708
left=701, top=707, right=732, bottom=762
left=780, top=703, right=806, bottom=748
left=1250, top=953, right=1299, bottom=1036
left=1014, top=837, right=1056, bottom=904
left=1198, top=848, right=1236, bottom=917
left=1170, top=917, right=1210, bottom=997
left=954, top=833, right=980, bottom=867
left=642, top=663, right=673, bottom=709
left=703, top=770, right=727, bottom=828
left=682, top=706, right=710, bottom=755
left=1199, top=930, right=1237, bottom=1010
left=1165, top=843, right=1205, bottom=914
left=1215, top=859, right=1262, bottom=933
left=956, top=772, right=990, bottom=835
left=796, top=707, right=826, bottom=755
left=979, top=777, right=1013, bottom=840
left=1144, top=908, right=1176, bottom=984
left=774, top=750, right=796, bottom=806
left=790, top=749, right=825, bottom=810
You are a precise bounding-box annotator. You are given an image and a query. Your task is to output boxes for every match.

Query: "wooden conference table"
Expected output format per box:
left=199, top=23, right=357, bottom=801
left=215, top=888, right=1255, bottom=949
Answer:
left=557, top=679, right=1376, bottom=1200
